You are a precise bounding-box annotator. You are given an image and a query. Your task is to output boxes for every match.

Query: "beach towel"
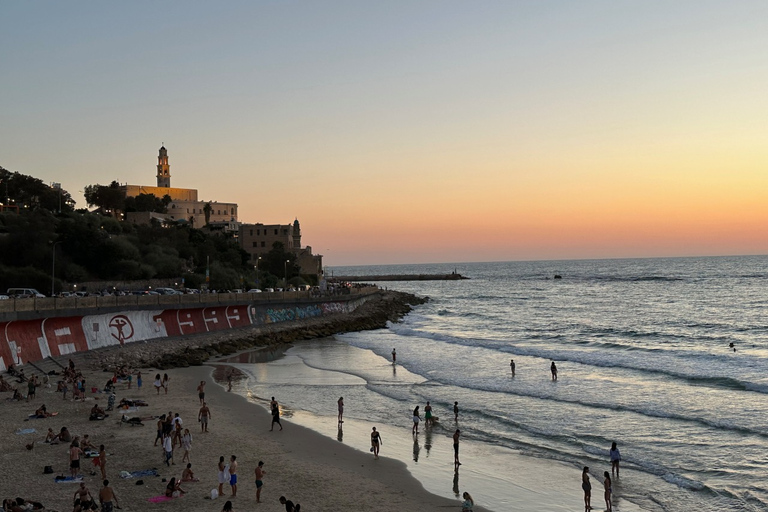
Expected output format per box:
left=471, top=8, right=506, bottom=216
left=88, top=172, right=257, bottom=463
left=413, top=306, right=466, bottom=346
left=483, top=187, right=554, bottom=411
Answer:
left=84, top=450, right=99, bottom=458
left=16, top=428, right=36, bottom=435
left=120, top=469, right=159, bottom=479
left=54, top=475, right=83, bottom=483
left=147, top=495, right=175, bottom=503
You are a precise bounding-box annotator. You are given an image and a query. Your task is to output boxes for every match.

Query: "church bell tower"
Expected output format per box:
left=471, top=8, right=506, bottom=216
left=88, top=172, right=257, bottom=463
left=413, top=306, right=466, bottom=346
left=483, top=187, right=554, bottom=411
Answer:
left=157, top=145, right=171, bottom=187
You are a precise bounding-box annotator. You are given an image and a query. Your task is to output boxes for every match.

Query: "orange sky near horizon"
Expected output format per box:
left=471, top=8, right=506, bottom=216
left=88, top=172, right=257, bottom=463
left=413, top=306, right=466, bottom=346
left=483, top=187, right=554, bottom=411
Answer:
left=1, top=2, right=767, bottom=265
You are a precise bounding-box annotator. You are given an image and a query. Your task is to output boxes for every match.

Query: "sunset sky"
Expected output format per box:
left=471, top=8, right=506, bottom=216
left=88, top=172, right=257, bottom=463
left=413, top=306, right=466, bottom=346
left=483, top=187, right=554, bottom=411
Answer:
left=1, top=1, right=767, bottom=265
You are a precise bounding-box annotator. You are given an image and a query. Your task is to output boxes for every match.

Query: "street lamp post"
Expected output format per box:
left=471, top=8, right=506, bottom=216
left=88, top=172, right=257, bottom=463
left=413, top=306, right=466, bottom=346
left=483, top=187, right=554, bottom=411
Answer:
left=284, top=259, right=290, bottom=288
left=255, top=256, right=262, bottom=288
left=51, top=240, right=63, bottom=297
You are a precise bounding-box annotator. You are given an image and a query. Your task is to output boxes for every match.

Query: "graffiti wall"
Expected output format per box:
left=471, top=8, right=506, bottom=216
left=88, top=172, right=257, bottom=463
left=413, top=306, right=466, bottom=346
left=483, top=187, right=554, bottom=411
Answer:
left=0, top=299, right=367, bottom=371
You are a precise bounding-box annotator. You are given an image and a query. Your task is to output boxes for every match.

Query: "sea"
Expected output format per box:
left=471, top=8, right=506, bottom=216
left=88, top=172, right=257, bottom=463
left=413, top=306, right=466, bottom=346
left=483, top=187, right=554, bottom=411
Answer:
left=230, top=256, right=768, bottom=512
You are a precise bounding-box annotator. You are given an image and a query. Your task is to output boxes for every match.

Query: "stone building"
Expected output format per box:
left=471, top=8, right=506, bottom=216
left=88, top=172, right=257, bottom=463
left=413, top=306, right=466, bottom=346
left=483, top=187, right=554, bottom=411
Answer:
left=239, top=219, right=323, bottom=277
left=124, top=146, right=238, bottom=228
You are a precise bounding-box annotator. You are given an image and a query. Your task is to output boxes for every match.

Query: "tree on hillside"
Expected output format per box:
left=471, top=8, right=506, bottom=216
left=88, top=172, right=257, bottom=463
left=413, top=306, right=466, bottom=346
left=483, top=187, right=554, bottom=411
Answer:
left=124, top=193, right=168, bottom=213
left=84, top=181, right=125, bottom=214
left=0, top=166, right=75, bottom=212
left=263, top=242, right=299, bottom=283
left=203, top=202, right=212, bottom=225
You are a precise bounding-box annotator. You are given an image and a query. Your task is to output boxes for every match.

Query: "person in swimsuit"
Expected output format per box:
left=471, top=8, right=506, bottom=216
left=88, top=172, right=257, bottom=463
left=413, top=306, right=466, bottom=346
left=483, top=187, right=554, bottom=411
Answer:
left=603, top=471, right=612, bottom=511
left=154, top=374, right=163, bottom=395
left=412, top=406, right=420, bottom=434
left=98, top=480, right=119, bottom=512
left=199, top=402, right=211, bottom=433
left=136, top=371, right=142, bottom=389
left=453, top=429, right=461, bottom=467
left=510, top=359, right=516, bottom=377
left=581, top=466, right=591, bottom=510
left=551, top=361, right=558, bottom=381
left=197, top=381, right=206, bottom=405
left=229, top=455, right=238, bottom=497
left=162, top=373, right=170, bottom=394
left=270, top=400, right=282, bottom=431
left=610, top=442, right=621, bottom=478
left=70, top=440, right=83, bottom=478
left=371, top=427, right=382, bottom=459
left=254, top=461, right=266, bottom=502
left=454, top=401, right=459, bottom=421
left=424, top=401, right=433, bottom=427
left=337, top=397, right=344, bottom=424
left=391, top=348, right=396, bottom=363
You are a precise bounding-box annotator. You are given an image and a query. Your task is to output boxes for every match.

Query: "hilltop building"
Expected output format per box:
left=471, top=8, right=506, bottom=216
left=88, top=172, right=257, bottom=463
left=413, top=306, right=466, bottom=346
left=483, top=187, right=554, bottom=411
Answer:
left=124, top=146, right=238, bottom=229
left=239, top=219, right=323, bottom=277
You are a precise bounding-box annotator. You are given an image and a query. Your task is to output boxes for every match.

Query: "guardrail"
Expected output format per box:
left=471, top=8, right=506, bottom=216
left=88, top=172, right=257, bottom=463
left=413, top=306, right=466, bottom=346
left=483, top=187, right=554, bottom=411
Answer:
left=0, top=287, right=379, bottom=315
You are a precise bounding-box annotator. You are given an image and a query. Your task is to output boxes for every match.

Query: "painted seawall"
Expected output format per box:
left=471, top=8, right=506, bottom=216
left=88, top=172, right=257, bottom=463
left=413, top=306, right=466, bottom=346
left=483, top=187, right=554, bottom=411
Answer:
left=0, top=293, right=375, bottom=371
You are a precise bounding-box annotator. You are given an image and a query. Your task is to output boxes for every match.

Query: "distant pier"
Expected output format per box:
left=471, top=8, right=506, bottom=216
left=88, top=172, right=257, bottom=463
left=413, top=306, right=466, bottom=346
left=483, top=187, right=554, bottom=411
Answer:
left=330, top=273, right=469, bottom=282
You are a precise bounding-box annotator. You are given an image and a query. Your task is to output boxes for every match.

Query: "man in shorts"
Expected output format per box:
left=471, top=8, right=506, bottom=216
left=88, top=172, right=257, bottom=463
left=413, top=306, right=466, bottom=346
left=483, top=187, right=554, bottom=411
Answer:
left=198, top=402, right=211, bottom=433
left=229, top=455, right=238, bottom=497
left=197, top=381, right=206, bottom=405
left=254, top=460, right=266, bottom=502
left=70, top=440, right=83, bottom=477
left=98, top=480, right=119, bottom=512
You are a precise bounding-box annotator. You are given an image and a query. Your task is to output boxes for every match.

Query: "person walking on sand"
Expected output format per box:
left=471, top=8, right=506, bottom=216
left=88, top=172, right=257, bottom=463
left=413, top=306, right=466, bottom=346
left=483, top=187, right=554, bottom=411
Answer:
left=69, top=440, right=83, bottom=478
left=197, top=381, right=206, bottom=405
left=391, top=348, right=397, bottom=363
left=371, top=427, right=382, bottom=459
left=254, top=461, right=266, bottom=503
left=270, top=398, right=282, bottom=431
left=461, top=491, right=474, bottom=511
left=162, top=373, right=170, bottom=394
left=162, top=432, right=173, bottom=466
left=229, top=455, right=238, bottom=497
left=154, top=374, right=163, bottom=395
left=337, top=397, right=344, bottom=425
left=603, top=472, right=612, bottom=512
left=98, top=444, right=107, bottom=480
left=181, top=429, right=193, bottom=463
left=581, top=466, right=592, bottom=510
left=198, top=402, right=211, bottom=433
left=453, top=429, right=462, bottom=467
left=136, top=371, right=142, bottom=390
left=98, top=480, right=120, bottom=512
left=454, top=401, right=459, bottom=421
left=510, top=359, right=516, bottom=377
left=610, top=442, right=621, bottom=478
left=412, top=406, right=420, bottom=434
left=551, top=361, right=558, bottom=381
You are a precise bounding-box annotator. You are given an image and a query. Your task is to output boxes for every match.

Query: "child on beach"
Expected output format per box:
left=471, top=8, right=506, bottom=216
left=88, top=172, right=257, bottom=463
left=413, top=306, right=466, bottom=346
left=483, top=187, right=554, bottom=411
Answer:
left=462, top=492, right=474, bottom=511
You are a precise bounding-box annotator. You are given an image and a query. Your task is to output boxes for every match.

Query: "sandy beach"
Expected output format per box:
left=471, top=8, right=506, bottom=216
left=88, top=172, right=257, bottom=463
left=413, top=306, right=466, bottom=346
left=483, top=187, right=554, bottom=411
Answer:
left=0, top=351, right=489, bottom=512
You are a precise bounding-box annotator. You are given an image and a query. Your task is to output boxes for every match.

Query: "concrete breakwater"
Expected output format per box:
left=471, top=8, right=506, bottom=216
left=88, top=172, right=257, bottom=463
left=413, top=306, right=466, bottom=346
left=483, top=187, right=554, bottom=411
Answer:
left=0, top=288, right=383, bottom=372
left=331, top=273, right=468, bottom=281
left=70, top=290, right=428, bottom=371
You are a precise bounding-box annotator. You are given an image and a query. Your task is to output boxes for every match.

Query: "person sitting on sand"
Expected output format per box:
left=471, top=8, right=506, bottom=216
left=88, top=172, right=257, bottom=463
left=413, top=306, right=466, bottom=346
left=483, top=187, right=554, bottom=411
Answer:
left=103, top=380, right=115, bottom=394
left=89, top=404, right=107, bottom=421
left=11, top=388, right=23, bottom=401
left=51, top=426, right=72, bottom=445
left=462, top=491, right=474, bottom=512
left=44, top=428, right=56, bottom=443
left=0, top=375, right=11, bottom=391
left=164, top=477, right=185, bottom=498
left=181, top=463, right=199, bottom=482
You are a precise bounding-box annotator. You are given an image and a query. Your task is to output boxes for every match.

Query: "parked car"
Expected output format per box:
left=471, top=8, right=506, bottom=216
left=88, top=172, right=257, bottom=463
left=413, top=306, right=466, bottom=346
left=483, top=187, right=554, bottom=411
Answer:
left=154, top=288, right=180, bottom=295
left=246, top=288, right=262, bottom=293
left=7, top=288, right=46, bottom=298
left=264, top=288, right=275, bottom=293
left=185, top=289, right=200, bottom=294
left=0, top=294, right=9, bottom=300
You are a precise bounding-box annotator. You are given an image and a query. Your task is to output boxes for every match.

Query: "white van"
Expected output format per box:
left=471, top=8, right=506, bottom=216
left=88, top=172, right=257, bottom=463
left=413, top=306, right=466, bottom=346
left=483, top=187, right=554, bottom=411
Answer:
left=7, top=288, right=46, bottom=298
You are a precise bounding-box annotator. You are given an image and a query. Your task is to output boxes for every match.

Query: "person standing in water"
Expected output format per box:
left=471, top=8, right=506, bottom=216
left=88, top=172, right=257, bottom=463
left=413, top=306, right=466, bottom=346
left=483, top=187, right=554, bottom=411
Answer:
left=610, top=442, right=621, bottom=478
left=412, top=406, right=420, bottom=434
left=337, top=397, right=344, bottom=425
left=510, top=359, right=515, bottom=377
left=551, top=361, right=558, bottom=381
left=603, top=472, right=612, bottom=511
left=581, top=466, right=591, bottom=511
left=424, top=401, right=433, bottom=427
left=371, top=427, right=382, bottom=459
left=454, top=401, right=459, bottom=421
left=391, top=348, right=397, bottom=364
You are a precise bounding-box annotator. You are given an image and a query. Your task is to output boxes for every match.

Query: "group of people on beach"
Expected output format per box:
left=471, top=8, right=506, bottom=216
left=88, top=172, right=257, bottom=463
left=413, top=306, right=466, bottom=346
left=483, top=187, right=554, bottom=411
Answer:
left=581, top=442, right=621, bottom=511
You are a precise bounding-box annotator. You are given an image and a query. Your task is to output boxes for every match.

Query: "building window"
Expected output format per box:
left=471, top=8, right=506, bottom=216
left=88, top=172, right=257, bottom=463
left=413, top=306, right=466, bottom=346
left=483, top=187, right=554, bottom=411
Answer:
left=252, top=242, right=257, bottom=247
left=282, top=229, right=287, bottom=235
left=217, top=210, right=221, bottom=215
left=231, top=208, right=234, bottom=215
left=250, top=230, right=253, bottom=236
left=274, top=229, right=278, bottom=235
left=261, top=241, right=266, bottom=247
